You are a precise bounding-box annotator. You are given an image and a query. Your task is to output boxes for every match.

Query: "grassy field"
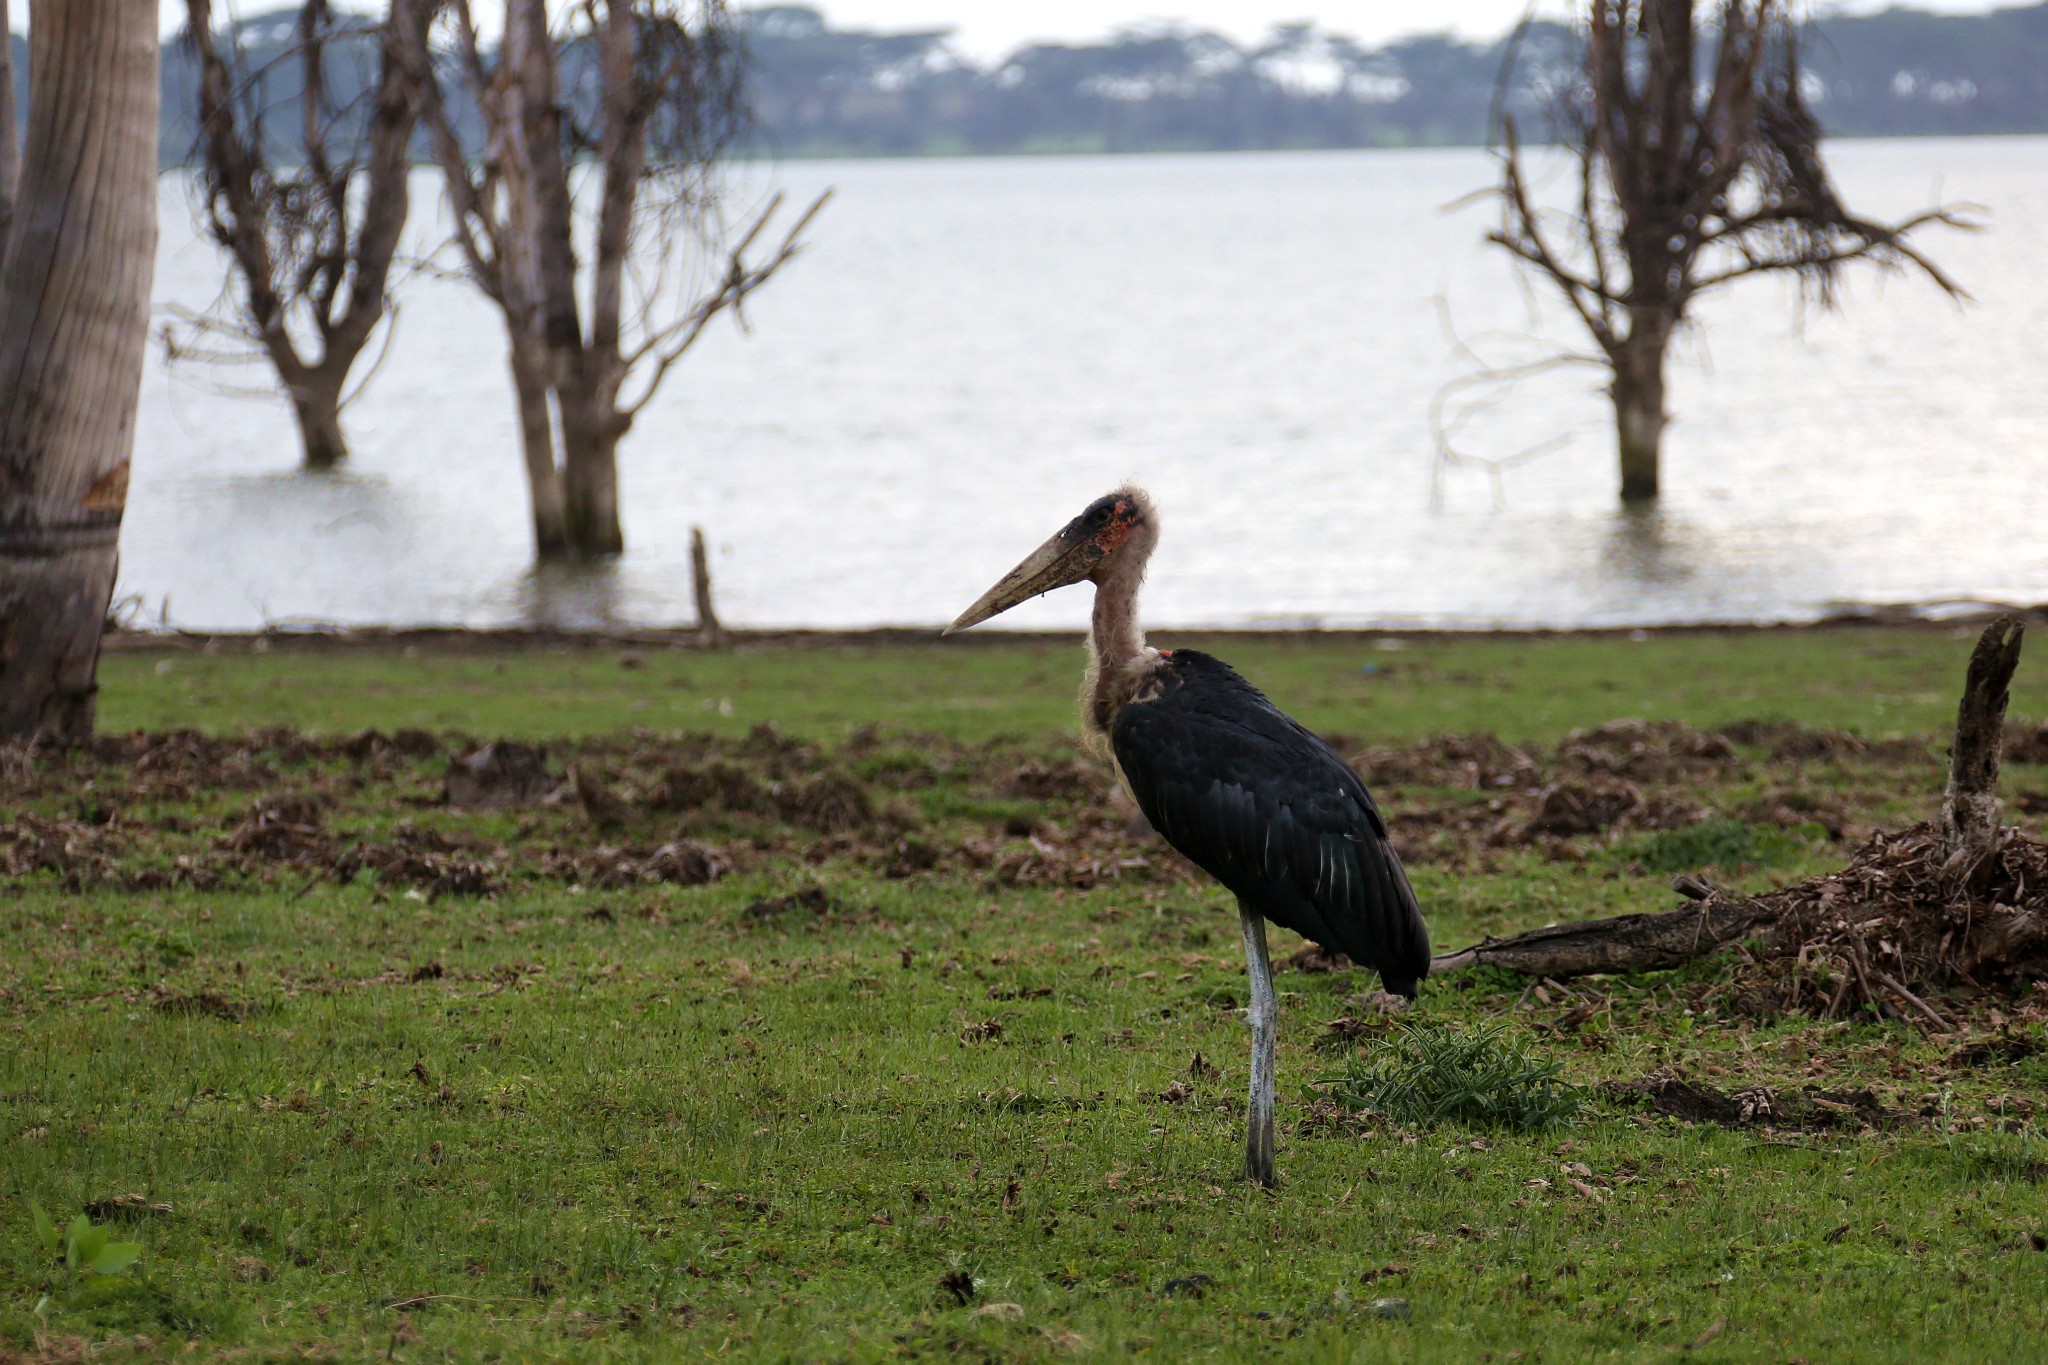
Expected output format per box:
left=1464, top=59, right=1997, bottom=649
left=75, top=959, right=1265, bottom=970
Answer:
left=6, top=626, right=2048, bottom=1362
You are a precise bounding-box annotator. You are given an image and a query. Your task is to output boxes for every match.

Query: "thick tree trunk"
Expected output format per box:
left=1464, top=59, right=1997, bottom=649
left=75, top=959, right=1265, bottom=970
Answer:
left=511, top=348, right=569, bottom=558
left=1611, top=335, right=1669, bottom=503
left=286, top=365, right=350, bottom=471
left=0, top=1, right=158, bottom=743
left=561, top=394, right=625, bottom=557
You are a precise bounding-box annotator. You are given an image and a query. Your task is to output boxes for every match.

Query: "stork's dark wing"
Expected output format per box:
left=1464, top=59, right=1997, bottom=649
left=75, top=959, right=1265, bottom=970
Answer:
left=1112, top=650, right=1429, bottom=995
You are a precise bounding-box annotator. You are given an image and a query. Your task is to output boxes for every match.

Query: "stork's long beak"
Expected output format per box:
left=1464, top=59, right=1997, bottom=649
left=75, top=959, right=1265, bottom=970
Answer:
left=944, top=520, right=1105, bottom=635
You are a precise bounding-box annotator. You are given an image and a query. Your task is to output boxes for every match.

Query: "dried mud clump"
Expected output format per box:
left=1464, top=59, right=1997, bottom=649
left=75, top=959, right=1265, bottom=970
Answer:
left=1557, top=721, right=1736, bottom=783
left=1605, top=1077, right=1905, bottom=1131
left=1352, top=734, right=1541, bottom=791
left=1002, top=759, right=1106, bottom=802
left=546, top=840, right=730, bottom=889
left=445, top=742, right=554, bottom=808
left=1522, top=781, right=1644, bottom=838
left=223, top=795, right=331, bottom=860
left=334, top=824, right=506, bottom=898
left=2005, top=722, right=2048, bottom=766
left=1738, top=790, right=1847, bottom=839
left=780, top=770, right=876, bottom=834
left=657, top=761, right=770, bottom=814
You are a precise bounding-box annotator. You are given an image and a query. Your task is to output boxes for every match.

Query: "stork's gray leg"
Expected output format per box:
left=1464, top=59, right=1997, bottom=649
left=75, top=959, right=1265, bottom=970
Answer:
left=1239, top=902, right=1277, bottom=1188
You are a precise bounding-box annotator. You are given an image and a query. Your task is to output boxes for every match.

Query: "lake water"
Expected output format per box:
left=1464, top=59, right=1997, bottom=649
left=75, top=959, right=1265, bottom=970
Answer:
left=127, top=138, right=2048, bottom=633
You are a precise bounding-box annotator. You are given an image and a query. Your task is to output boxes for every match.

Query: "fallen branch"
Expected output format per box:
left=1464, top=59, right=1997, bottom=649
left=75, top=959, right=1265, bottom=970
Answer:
left=1429, top=893, right=1774, bottom=979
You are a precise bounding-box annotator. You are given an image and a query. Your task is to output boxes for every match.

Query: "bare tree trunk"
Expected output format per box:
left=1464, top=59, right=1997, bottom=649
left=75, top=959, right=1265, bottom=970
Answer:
left=287, top=365, right=350, bottom=472
left=0, top=0, right=159, bottom=742
left=560, top=382, right=625, bottom=555
left=0, top=0, right=17, bottom=252
left=412, top=0, right=818, bottom=564
left=511, top=346, right=569, bottom=556
left=180, top=0, right=430, bottom=472
left=1611, top=332, right=1669, bottom=503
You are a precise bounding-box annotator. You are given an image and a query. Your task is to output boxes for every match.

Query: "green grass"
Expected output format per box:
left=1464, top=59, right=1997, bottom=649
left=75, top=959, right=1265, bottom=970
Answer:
left=98, top=623, right=2048, bottom=743
left=5, top=626, right=2047, bottom=1361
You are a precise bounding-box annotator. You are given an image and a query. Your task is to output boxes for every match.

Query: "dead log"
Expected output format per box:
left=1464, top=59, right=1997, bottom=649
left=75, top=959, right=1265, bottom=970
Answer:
left=1429, top=893, right=1775, bottom=980
left=1941, top=615, right=2023, bottom=897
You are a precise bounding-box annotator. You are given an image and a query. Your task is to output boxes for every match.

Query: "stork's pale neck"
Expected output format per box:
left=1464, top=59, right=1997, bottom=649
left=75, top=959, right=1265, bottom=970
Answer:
left=1083, top=520, right=1159, bottom=737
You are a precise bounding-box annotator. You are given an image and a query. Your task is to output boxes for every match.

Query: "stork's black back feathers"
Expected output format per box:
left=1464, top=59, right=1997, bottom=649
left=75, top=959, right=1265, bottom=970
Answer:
left=1110, top=649, right=1430, bottom=996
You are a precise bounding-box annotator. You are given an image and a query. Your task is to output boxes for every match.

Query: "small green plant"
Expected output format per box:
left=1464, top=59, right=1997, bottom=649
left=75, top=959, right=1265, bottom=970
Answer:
left=1328, top=1020, right=1581, bottom=1130
left=28, top=1201, right=143, bottom=1278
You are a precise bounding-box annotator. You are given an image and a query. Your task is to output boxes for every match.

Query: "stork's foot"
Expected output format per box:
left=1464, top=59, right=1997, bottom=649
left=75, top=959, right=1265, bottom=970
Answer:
left=1244, top=1118, right=1277, bottom=1189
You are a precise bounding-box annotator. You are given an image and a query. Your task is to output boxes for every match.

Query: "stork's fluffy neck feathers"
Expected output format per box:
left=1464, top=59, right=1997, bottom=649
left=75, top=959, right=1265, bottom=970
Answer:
left=1082, top=490, right=1162, bottom=741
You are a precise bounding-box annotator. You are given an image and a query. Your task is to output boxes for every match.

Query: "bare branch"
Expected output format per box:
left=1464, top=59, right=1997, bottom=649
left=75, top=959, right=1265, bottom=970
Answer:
left=620, top=188, right=830, bottom=418
left=1482, top=0, right=1971, bottom=501
left=172, top=0, right=434, bottom=466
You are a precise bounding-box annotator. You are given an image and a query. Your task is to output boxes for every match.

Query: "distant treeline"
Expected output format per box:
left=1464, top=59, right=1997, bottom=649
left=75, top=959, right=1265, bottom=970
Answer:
left=34, top=0, right=2041, bottom=166
left=743, top=2, right=2048, bottom=154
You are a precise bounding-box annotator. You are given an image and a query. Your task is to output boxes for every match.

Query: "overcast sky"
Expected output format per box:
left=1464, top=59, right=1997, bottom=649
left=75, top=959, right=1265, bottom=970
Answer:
left=137, top=0, right=2011, bottom=59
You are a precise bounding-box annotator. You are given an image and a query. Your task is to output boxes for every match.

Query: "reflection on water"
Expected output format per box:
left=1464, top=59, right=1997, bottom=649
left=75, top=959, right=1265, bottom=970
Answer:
left=122, top=140, right=2048, bottom=631
left=507, top=560, right=630, bottom=632
left=1597, top=507, right=1699, bottom=589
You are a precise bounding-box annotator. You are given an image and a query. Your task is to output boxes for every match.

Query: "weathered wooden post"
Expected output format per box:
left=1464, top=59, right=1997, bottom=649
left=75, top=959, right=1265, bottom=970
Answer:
left=690, top=525, right=725, bottom=646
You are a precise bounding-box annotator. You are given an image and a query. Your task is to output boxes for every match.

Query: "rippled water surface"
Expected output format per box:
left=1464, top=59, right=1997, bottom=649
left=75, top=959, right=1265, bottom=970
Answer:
left=127, top=139, right=2048, bottom=631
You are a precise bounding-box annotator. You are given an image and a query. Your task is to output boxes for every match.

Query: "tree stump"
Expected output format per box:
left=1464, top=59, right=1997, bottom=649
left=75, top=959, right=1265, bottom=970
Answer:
left=1940, top=615, right=2024, bottom=898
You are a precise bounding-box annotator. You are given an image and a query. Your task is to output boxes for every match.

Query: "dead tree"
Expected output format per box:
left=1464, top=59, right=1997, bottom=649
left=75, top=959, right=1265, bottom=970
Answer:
left=411, top=0, right=826, bottom=559
left=1490, top=1, right=1971, bottom=502
left=0, top=1, right=160, bottom=741
left=172, top=0, right=436, bottom=470
left=1430, top=617, right=2046, bottom=1008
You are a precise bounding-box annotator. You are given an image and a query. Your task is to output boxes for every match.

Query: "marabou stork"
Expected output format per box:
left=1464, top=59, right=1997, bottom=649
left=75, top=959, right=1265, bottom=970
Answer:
left=945, top=487, right=1429, bottom=1187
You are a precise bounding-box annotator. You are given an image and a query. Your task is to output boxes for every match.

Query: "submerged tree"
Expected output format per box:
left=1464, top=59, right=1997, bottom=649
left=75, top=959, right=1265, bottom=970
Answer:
left=0, top=0, right=160, bottom=740
left=411, top=0, right=826, bottom=558
left=174, top=0, right=436, bottom=470
left=1490, top=0, right=1970, bottom=501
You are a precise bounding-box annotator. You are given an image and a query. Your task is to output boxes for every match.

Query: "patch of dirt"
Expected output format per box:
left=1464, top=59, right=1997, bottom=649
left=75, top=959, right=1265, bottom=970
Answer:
left=1738, top=790, right=1848, bottom=840
left=222, top=794, right=331, bottom=859
left=1521, top=781, right=1645, bottom=838
left=1003, top=759, right=1107, bottom=801
left=445, top=742, right=554, bottom=808
left=1557, top=721, right=1738, bottom=783
left=1605, top=1076, right=1907, bottom=1131
left=1351, top=733, right=1542, bottom=791
left=2004, top=722, right=2048, bottom=765
left=1721, top=719, right=1930, bottom=766
left=545, top=840, right=731, bottom=889
left=151, top=989, right=256, bottom=1021
left=741, top=886, right=838, bottom=922
left=333, top=824, right=507, bottom=898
